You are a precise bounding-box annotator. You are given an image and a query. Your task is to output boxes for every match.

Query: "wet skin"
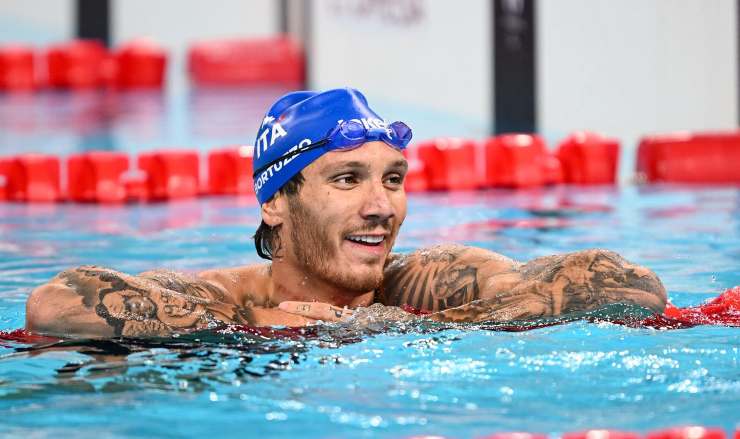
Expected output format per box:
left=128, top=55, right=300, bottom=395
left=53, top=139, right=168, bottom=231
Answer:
left=25, top=142, right=668, bottom=338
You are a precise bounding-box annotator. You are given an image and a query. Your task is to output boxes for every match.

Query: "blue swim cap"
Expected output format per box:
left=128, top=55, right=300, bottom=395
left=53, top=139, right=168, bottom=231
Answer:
left=252, top=87, right=387, bottom=204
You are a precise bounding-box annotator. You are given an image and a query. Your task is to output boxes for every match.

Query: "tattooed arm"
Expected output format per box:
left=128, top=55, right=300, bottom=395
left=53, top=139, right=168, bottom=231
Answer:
left=25, top=266, right=311, bottom=338
left=379, top=245, right=667, bottom=323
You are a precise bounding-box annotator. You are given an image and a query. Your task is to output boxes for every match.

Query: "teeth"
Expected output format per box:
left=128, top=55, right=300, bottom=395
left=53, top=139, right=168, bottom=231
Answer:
left=347, top=235, right=384, bottom=244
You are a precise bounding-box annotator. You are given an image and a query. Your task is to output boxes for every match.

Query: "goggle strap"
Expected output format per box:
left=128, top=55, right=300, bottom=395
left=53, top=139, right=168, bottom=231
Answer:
left=252, top=139, right=329, bottom=178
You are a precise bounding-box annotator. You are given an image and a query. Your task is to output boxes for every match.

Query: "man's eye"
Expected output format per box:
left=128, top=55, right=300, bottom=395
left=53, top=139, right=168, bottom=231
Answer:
left=384, top=174, right=404, bottom=186
left=333, top=175, right=358, bottom=185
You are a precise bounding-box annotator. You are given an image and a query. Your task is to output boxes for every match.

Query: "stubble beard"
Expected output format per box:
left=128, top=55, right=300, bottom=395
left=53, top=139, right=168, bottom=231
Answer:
left=287, top=196, right=385, bottom=294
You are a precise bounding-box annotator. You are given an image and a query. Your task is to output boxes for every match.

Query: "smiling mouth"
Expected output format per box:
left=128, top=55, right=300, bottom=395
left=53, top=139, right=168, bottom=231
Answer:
left=345, top=234, right=386, bottom=247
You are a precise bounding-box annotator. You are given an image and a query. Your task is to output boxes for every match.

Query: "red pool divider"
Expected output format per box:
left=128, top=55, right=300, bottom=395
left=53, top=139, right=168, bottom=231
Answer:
left=557, top=131, right=619, bottom=184
left=563, top=431, right=639, bottom=439
left=479, top=433, right=548, bottom=439
left=0, top=44, right=36, bottom=92
left=2, top=154, right=61, bottom=202
left=0, top=329, right=61, bottom=347
left=5, top=130, right=740, bottom=205
left=637, top=132, right=740, bottom=184
left=646, top=427, right=726, bottom=439
left=188, top=36, right=304, bottom=87
left=138, top=149, right=200, bottom=200
left=3, top=39, right=167, bottom=91
left=67, top=151, right=130, bottom=203
left=661, top=286, right=740, bottom=327
left=416, top=138, right=480, bottom=191
left=485, top=134, right=552, bottom=188
left=114, top=39, right=167, bottom=89
left=207, top=146, right=255, bottom=195
left=0, top=157, right=11, bottom=200
left=46, top=40, right=111, bottom=89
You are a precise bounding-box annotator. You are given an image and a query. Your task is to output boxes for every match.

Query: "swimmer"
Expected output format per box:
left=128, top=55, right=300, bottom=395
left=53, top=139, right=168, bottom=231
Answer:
left=25, top=88, right=667, bottom=338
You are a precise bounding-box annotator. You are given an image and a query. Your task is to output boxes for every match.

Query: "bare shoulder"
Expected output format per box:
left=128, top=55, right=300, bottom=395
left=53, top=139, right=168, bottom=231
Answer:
left=27, top=264, right=261, bottom=338
left=197, top=263, right=272, bottom=306
left=379, top=244, right=518, bottom=312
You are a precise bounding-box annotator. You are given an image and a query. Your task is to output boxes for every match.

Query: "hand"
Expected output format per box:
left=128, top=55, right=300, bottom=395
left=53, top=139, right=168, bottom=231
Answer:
left=248, top=306, right=320, bottom=327
left=428, top=288, right=546, bottom=323
left=277, top=301, right=354, bottom=322
left=278, top=302, right=419, bottom=328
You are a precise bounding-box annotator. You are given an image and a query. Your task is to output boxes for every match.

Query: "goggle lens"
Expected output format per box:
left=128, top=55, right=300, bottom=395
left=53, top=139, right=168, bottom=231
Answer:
left=388, top=121, right=412, bottom=147
left=338, top=120, right=367, bottom=141
left=330, top=120, right=412, bottom=150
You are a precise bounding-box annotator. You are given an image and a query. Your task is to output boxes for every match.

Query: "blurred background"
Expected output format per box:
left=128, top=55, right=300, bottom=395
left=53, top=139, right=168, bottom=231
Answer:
left=0, top=0, right=737, bottom=183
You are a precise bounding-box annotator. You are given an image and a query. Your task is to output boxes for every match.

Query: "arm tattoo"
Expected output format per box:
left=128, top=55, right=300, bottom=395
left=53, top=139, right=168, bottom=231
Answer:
left=555, top=250, right=667, bottom=314
left=430, top=249, right=667, bottom=323
left=59, top=266, right=255, bottom=337
left=380, top=245, right=480, bottom=312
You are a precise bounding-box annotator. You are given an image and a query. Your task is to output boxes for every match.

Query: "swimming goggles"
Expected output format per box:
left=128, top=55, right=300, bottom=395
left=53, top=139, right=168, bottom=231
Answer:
left=252, top=120, right=412, bottom=178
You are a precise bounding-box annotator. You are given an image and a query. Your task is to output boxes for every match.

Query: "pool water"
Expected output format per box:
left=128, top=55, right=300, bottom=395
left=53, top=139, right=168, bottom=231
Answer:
left=0, top=89, right=739, bottom=438
left=1, top=186, right=738, bottom=438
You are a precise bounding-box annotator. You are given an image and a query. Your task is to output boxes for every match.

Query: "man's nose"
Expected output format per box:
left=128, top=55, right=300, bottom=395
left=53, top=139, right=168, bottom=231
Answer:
left=359, top=182, right=394, bottom=221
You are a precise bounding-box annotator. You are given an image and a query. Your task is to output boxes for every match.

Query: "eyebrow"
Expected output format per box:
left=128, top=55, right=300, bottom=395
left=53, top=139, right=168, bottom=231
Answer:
left=321, top=161, right=368, bottom=176
left=388, top=159, right=409, bottom=172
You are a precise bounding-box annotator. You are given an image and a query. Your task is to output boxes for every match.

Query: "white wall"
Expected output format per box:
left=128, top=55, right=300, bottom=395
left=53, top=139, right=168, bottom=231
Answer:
left=2, top=0, right=737, bottom=177
left=113, top=0, right=279, bottom=91
left=537, top=0, right=738, bottom=181
left=0, top=0, right=73, bottom=45
left=309, top=0, right=492, bottom=141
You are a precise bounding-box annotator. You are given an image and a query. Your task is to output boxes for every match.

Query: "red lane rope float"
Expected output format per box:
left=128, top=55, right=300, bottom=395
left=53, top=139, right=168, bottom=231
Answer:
left=46, top=40, right=110, bottom=90
left=0, top=157, right=11, bottom=201
left=4, top=154, right=61, bottom=202
left=486, top=134, right=546, bottom=187
left=637, top=132, right=740, bottom=184
left=207, top=146, right=255, bottom=196
left=563, top=431, right=640, bottom=439
left=485, top=134, right=563, bottom=188
left=0, top=44, right=36, bottom=92
left=640, top=286, right=740, bottom=329
left=187, top=36, right=304, bottom=87
left=479, top=434, right=548, bottom=439
left=0, top=328, right=60, bottom=347
left=138, top=149, right=200, bottom=200
left=67, top=151, right=130, bottom=203
left=113, top=39, right=167, bottom=90
left=5, top=129, right=740, bottom=205
left=2, top=38, right=167, bottom=91
left=646, top=426, right=728, bottom=439
left=556, top=131, right=619, bottom=185
left=415, top=137, right=481, bottom=191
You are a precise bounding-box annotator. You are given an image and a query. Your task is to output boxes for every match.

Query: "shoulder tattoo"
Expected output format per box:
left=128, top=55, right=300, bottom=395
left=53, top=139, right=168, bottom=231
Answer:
left=59, top=266, right=251, bottom=337
left=380, top=245, right=480, bottom=312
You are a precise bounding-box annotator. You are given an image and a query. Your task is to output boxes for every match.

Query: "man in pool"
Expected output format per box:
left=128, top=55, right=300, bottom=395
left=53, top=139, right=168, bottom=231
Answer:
left=25, top=88, right=667, bottom=338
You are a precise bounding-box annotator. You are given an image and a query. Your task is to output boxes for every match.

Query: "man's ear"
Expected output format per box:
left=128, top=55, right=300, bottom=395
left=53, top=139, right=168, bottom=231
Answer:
left=261, top=194, right=288, bottom=227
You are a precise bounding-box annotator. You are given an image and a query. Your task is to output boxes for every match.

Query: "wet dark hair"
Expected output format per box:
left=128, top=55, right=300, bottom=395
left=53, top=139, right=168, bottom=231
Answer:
left=253, top=172, right=305, bottom=260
